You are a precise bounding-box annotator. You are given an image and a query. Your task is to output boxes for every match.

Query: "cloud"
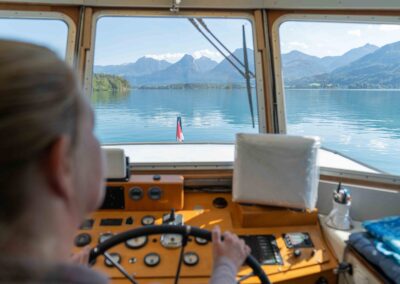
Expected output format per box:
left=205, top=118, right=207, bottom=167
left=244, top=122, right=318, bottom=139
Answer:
left=348, top=29, right=361, bottom=37
left=288, top=41, right=309, bottom=49
left=145, top=52, right=185, bottom=63
left=192, top=49, right=223, bottom=61
left=379, top=25, right=400, bottom=31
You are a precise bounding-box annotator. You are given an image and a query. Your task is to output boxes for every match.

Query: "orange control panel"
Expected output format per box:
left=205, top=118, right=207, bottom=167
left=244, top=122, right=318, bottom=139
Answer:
left=103, top=175, right=184, bottom=211
left=73, top=175, right=338, bottom=284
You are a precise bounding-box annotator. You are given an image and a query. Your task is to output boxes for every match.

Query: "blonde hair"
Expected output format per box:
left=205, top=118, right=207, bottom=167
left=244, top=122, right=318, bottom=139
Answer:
left=0, top=40, right=82, bottom=222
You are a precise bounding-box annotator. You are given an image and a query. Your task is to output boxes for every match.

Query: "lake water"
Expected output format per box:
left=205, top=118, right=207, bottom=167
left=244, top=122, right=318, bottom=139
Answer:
left=92, top=88, right=400, bottom=175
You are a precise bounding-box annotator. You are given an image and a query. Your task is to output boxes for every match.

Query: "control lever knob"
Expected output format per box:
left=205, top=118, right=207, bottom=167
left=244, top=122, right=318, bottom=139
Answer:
left=170, top=208, right=175, bottom=222
left=164, top=208, right=175, bottom=223
left=293, top=249, right=302, bottom=258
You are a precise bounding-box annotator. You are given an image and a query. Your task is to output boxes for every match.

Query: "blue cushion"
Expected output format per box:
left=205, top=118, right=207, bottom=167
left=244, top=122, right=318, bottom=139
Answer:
left=348, top=232, right=400, bottom=283
left=363, top=215, right=400, bottom=257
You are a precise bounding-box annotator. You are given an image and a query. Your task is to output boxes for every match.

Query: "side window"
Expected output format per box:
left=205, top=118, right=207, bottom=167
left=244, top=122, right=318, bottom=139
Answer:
left=278, top=20, right=400, bottom=175
left=0, top=15, right=70, bottom=60
left=91, top=16, right=259, bottom=144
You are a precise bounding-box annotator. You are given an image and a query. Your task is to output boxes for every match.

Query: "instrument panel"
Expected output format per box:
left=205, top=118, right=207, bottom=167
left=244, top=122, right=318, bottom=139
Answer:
left=73, top=175, right=338, bottom=283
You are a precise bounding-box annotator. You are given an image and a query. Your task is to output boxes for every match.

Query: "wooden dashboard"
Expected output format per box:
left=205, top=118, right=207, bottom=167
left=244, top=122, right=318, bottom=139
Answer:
left=73, top=175, right=338, bottom=283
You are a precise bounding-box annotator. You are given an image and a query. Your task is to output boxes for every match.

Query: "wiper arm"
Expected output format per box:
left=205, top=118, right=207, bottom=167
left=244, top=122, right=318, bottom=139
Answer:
left=188, top=18, right=255, bottom=128
left=242, top=25, right=255, bottom=128
left=196, top=18, right=255, bottom=78
left=188, top=18, right=246, bottom=78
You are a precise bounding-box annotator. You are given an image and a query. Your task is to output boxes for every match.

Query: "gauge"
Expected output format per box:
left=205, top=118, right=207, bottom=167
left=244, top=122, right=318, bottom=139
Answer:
left=161, top=234, right=182, bottom=248
left=104, top=253, right=121, bottom=267
left=129, top=186, right=143, bottom=201
left=125, top=236, right=148, bottom=249
left=74, top=233, right=92, bottom=247
left=141, top=215, right=155, bottom=226
left=148, top=186, right=162, bottom=200
left=144, top=253, right=160, bottom=267
left=98, top=232, right=114, bottom=244
left=183, top=252, right=199, bottom=266
left=283, top=232, right=313, bottom=248
left=195, top=237, right=208, bottom=245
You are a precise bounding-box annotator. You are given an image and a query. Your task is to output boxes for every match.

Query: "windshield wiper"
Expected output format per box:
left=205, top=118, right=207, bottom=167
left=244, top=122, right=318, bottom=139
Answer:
left=188, top=18, right=256, bottom=128
left=196, top=19, right=255, bottom=78
left=242, top=25, right=255, bottom=128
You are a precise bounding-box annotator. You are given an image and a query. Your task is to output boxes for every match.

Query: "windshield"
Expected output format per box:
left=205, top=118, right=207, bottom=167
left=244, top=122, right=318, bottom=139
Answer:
left=279, top=20, right=400, bottom=175
left=91, top=16, right=259, bottom=143
left=0, top=17, right=68, bottom=59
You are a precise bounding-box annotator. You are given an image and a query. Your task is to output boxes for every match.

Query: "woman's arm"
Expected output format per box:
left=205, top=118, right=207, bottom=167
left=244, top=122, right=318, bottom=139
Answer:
left=209, top=226, right=251, bottom=284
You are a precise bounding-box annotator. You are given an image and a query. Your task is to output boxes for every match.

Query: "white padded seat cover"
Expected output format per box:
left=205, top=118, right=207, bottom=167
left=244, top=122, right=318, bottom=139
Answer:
left=233, top=134, right=320, bottom=210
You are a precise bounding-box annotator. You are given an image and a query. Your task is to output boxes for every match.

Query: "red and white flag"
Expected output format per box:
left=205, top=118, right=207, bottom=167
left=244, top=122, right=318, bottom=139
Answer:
left=176, top=117, right=184, bottom=142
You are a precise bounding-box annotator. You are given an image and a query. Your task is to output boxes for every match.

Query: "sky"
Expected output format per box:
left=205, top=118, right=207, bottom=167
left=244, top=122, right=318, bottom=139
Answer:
left=93, top=17, right=254, bottom=65
left=280, top=21, right=400, bottom=58
left=1, top=17, right=400, bottom=64
left=0, top=19, right=68, bottom=58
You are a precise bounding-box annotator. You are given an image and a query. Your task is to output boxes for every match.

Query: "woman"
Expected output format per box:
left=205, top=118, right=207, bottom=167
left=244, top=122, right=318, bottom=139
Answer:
left=0, top=40, right=250, bottom=283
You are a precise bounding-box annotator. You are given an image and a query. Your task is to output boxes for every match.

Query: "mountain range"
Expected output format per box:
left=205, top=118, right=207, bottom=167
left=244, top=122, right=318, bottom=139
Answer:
left=94, top=41, right=400, bottom=89
left=282, top=43, right=379, bottom=81
left=283, top=41, right=400, bottom=89
left=94, top=48, right=254, bottom=88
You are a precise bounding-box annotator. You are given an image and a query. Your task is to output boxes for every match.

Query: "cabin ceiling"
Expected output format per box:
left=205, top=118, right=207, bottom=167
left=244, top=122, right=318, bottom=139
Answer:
left=3, top=0, right=400, bottom=10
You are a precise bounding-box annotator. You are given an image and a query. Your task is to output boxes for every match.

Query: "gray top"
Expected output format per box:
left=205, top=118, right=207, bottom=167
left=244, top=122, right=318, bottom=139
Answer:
left=0, top=257, right=236, bottom=283
left=0, top=258, right=108, bottom=284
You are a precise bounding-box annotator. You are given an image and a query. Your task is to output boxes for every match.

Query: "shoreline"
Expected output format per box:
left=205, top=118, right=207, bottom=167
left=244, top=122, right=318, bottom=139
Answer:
left=284, top=88, right=400, bottom=91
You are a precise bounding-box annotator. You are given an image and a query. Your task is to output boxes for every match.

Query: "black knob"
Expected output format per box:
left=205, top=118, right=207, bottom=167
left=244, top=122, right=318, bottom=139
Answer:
left=153, top=175, right=161, bottom=181
left=126, top=216, right=134, bottom=225
left=74, top=233, right=92, bottom=247
left=293, top=249, right=302, bottom=257
left=213, top=197, right=228, bottom=209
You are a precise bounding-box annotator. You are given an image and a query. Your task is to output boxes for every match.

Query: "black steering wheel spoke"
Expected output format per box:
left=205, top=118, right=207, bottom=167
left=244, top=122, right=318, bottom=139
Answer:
left=237, top=271, right=255, bottom=283
left=103, top=252, right=138, bottom=284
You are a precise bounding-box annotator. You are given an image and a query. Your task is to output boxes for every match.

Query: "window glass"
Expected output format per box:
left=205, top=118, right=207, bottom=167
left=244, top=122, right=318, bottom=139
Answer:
left=92, top=16, right=258, bottom=143
left=279, top=21, right=400, bottom=175
left=0, top=18, right=68, bottom=58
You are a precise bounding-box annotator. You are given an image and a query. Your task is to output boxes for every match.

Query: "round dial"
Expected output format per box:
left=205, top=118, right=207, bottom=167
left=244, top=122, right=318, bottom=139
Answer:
left=148, top=186, right=162, bottom=200
left=144, top=253, right=161, bottom=267
left=98, top=233, right=114, bottom=244
left=74, top=233, right=92, bottom=247
left=195, top=237, right=208, bottom=245
left=161, top=234, right=183, bottom=248
left=183, top=252, right=199, bottom=266
left=129, top=186, right=143, bottom=201
left=125, top=236, right=148, bottom=249
left=141, top=215, right=155, bottom=226
left=104, top=253, right=121, bottom=267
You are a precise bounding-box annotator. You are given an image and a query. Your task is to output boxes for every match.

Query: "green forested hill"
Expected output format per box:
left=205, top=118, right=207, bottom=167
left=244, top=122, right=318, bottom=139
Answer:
left=93, top=73, right=131, bottom=92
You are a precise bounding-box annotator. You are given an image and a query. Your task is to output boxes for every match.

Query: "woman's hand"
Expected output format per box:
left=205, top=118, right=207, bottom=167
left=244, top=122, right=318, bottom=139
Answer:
left=70, top=246, right=91, bottom=265
left=211, top=226, right=251, bottom=270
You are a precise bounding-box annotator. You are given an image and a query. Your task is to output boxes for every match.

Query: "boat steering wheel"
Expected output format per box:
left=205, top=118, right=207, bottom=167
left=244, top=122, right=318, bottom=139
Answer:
left=89, top=224, right=270, bottom=284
